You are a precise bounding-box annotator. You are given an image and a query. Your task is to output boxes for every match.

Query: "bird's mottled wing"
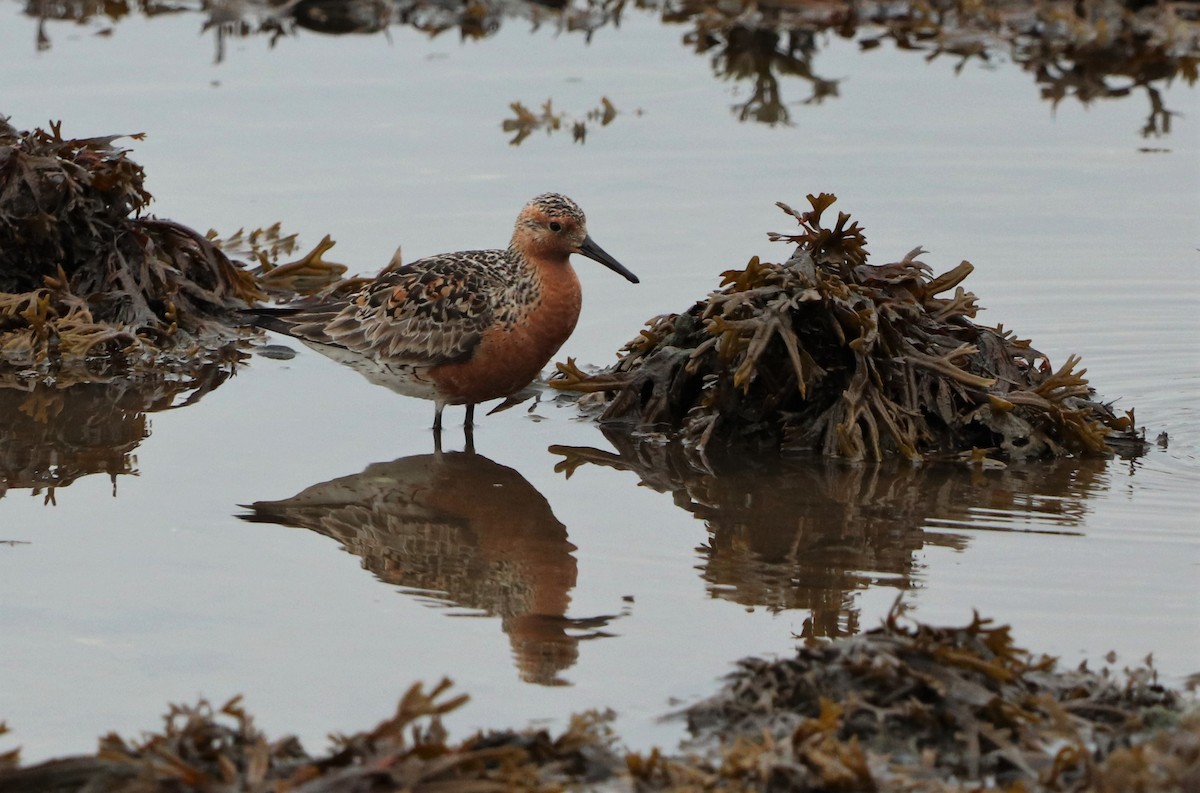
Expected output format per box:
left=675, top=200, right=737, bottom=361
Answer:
left=284, top=251, right=503, bottom=364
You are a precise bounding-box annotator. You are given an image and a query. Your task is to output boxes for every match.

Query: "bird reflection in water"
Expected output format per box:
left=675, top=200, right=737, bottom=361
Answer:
left=240, top=447, right=621, bottom=686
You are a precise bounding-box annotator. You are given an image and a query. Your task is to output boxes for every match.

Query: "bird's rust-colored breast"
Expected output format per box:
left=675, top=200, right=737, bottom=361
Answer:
left=430, top=263, right=581, bottom=404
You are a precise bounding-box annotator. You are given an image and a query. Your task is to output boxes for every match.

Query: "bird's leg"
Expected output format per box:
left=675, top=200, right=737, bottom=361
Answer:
left=433, top=424, right=444, bottom=457
left=463, top=404, right=476, bottom=453
left=433, top=401, right=446, bottom=431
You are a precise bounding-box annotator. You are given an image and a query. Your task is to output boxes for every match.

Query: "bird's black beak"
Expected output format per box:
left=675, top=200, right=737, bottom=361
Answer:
left=578, top=235, right=639, bottom=284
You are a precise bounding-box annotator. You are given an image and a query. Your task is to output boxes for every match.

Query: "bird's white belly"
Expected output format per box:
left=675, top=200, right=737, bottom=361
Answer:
left=304, top=340, right=443, bottom=401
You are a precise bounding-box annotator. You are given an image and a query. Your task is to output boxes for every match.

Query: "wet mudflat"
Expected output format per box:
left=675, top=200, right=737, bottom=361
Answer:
left=1, top=0, right=1198, bottom=781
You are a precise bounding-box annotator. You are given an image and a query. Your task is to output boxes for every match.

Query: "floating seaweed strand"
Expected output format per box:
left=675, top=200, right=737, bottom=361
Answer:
left=552, top=193, right=1142, bottom=462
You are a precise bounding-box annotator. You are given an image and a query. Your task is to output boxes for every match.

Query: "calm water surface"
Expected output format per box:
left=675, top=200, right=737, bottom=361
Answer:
left=1, top=0, right=1198, bottom=762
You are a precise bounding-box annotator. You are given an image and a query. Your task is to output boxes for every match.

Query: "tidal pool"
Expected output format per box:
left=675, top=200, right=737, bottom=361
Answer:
left=1, top=0, right=1197, bottom=763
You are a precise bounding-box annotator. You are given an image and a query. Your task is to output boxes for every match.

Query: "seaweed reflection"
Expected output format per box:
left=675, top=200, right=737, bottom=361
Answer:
left=0, top=365, right=236, bottom=503
left=15, top=0, right=1196, bottom=137
left=682, top=25, right=838, bottom=125
left=553, top=432, right=1111, bottom=637
left=668, top=0, right=1199, bottom=136
left=240, top=450, right=621, bottom=686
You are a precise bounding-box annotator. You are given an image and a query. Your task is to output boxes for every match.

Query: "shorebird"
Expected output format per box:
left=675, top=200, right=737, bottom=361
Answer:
left=249, top=193, right=638, bottom=430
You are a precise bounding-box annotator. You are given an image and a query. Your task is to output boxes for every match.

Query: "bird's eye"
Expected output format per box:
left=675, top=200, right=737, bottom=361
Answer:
left=549, top=221, right=563, bottom=232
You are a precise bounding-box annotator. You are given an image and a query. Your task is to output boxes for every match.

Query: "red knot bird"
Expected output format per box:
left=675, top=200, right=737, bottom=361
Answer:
left=249, top=193, right=638, bottom=430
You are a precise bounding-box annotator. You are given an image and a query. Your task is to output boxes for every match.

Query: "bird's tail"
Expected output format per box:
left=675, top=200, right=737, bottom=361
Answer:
left=241, top=306, right=305, bottom=335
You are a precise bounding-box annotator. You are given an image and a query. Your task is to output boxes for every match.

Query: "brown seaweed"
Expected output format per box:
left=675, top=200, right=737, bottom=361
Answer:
left=503, top=96, right=625, bottom=145
left=0, top=118, right=346, bottom=382
left=551, top=193, right=1146, bottom=462
left=0, top=120, right=255, bottom=358
left=0, top=117, right=339, bottom=497
left=661, top=604, right=1194, bottom=792
left=0, top=683, right=623, bottom=793
left=0, top=612, right=1194, bottom=792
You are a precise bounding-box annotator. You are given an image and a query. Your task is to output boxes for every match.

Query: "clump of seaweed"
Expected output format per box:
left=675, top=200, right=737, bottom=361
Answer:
left=0, top=681, right=622, bottom=792
left=0, top=117, right=346, bottom=380
left=635, top=605, right=1197, bottom=792
left=1, top=614, right=1195, bottom=792
left=552, top=193, right=1143, bottom=462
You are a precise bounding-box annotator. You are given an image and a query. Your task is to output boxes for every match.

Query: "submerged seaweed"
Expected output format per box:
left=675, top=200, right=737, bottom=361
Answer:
left=551, top=193, right=1145, bottom=462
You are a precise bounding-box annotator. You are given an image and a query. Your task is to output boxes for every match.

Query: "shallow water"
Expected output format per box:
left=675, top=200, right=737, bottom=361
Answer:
left=2, top=0, right=1199, bottom=763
